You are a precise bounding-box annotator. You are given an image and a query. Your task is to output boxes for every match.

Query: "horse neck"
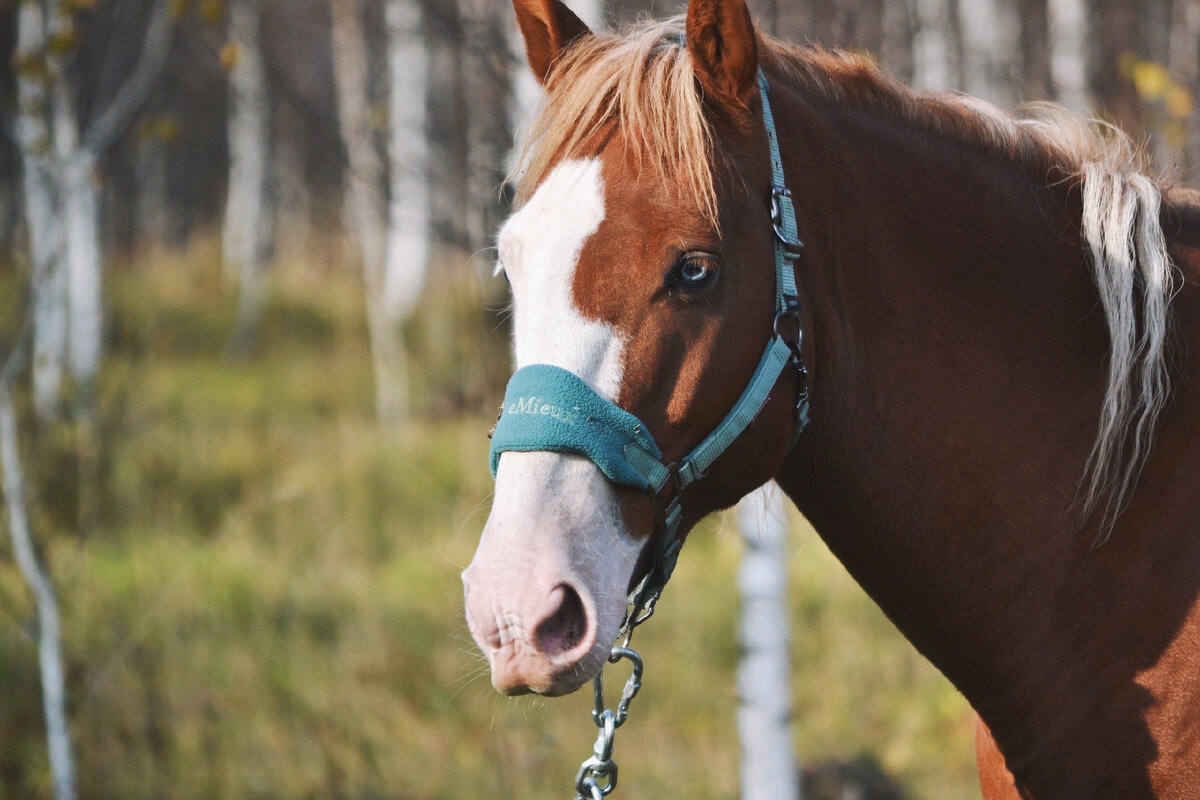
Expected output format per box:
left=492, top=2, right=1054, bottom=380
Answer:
left=767, top=76, right=1200, bottom=790
left=771, top=82, right=1109, bottom=551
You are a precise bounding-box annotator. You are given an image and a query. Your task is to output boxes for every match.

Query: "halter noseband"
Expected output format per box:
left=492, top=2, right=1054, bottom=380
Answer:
left=489, top=70, right=809, bottom=639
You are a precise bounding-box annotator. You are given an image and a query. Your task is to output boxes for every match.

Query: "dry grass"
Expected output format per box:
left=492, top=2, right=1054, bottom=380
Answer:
left=0, top=247, right=978, bottom=799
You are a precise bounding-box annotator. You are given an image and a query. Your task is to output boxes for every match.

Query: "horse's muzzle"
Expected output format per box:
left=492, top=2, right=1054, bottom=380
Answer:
left=462, top=569, right=604, bottom=695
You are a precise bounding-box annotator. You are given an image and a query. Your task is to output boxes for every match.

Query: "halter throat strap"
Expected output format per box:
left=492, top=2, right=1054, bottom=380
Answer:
left=488, top=69, right=809, bottom=637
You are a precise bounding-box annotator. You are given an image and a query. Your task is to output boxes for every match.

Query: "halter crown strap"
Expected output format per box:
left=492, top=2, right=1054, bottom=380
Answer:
left=489, top=69, right=808, bottom=634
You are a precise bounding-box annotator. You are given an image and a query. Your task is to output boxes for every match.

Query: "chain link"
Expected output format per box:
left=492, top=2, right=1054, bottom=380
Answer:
left=572, top=647, right=644, bottom=799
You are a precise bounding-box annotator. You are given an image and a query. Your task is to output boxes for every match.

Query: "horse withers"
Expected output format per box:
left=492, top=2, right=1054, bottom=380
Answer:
left=462, top=1, right=1200, bottom=796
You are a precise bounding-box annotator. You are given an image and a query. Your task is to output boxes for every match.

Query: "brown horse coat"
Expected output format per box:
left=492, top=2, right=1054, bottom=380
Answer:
left=466, top=1, right=1200, bottom=796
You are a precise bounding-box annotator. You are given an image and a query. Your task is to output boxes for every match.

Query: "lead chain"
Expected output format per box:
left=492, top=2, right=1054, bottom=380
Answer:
left=572, top=647, right=644, bottom=799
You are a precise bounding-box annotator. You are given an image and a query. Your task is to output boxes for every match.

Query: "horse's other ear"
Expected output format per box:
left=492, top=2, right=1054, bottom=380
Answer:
left=512, top=0, right=593, bottom=85
left=686, top=0, right=759, bottom=112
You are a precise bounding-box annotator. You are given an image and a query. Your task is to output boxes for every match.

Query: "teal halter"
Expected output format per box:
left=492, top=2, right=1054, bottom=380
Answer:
left=489, top=70, right=810, bottom=635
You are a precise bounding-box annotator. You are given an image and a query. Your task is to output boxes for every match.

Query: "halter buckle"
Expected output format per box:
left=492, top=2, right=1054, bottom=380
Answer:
left=652, top=461, right=683, bottom=517
left=770, top=185, right=804, bottom=256
left=621, top=466, right=685, bottom=642
left=774, top=297, right=811, bottom=430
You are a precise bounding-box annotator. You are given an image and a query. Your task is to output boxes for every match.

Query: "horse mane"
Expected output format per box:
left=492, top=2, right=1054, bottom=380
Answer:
left=513, top=19, right=721, bottom=222
left=513, top=15, right=1179, bottom=534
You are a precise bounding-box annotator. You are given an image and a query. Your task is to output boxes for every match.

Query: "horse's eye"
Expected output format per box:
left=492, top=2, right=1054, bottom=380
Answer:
left=667, top=253, right=719, bottom=295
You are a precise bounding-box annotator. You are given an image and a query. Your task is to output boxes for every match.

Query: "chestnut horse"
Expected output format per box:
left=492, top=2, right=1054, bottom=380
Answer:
left=462, top=0, right=1200, bottom=796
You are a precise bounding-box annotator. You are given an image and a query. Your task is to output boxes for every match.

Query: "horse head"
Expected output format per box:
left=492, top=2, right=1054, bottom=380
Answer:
left=462, top=0, right=802, bottom=696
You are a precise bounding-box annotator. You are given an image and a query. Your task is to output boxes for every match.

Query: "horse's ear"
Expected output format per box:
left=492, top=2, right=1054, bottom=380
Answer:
left=512, top=0, right=593, bottom=85
left=685, top=0, right=759, bottom=111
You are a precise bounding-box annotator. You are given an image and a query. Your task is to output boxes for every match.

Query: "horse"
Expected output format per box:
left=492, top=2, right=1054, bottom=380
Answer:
left=461, top=0, right=1200, bottom=796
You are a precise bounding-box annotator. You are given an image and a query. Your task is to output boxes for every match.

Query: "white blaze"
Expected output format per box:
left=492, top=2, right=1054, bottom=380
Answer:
left=498, top=158, right=625, bottom=397
left=465, top=158, right=643, bottom=694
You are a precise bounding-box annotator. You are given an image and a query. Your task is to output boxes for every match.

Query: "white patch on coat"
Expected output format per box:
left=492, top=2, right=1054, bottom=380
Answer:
left=496, top=158, right=625, bottom=399
left=464, top=158, right=643, bottom=694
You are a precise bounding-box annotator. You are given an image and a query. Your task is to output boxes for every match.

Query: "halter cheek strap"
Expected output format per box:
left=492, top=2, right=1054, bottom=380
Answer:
left=488, top=69, right=809, bottom=638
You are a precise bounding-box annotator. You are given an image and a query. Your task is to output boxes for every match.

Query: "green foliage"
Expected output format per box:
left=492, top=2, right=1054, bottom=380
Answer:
left=0, top=249, right=978, bottom=799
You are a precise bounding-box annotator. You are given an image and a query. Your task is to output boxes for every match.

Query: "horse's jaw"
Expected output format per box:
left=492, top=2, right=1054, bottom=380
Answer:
left=462, top=451, right=642, bottom=696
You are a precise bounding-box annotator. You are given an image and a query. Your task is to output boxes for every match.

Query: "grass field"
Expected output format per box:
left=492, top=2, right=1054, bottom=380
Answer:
left=0, top=245, right=981, bottom=799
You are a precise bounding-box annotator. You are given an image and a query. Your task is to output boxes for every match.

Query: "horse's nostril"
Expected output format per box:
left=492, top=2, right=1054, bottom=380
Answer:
left=534, top=584, right=588, bottom=657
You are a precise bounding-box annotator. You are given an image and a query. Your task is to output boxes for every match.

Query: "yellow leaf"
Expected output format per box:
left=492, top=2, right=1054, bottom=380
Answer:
left=1165, top=85, right=1193, bottom=119
left=1132, top=61, right=1169, bottom=101
left=47, top=29, right=80, bottom=57
left=200, top=0, right=225, bottom=25
left=220, top=42, right=240, bottom=72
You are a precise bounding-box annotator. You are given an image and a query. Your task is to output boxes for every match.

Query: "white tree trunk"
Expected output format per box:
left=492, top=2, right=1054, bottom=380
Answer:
left=5, top=6, right=173, bottom=796
left=62, top=155, right=101, bottom=392
left=1049, top=0, right=1089, bottom=112
left=384, top=0, right=431, bottom=323
left=28, top=208, right=67, bottom=421
left=912, top=0, right=959, bottom=91
left=959, top=0, right=1020, bottom=106
left=332, top=0, right=409, bottom=423
left=223, top=0, right=271, bottom=354
left=568, top=0, right=602, bottom=28
left=44, top=0, right=104, bottom=395
left=16, top=0, right=68, bottom=420
left=737, top=484, right=800, bottom=800
left=18, top=0, right=174, bottom=412
left=0, top=346, right=75, bottom=800
left=46, top=0, right=103, bottom=396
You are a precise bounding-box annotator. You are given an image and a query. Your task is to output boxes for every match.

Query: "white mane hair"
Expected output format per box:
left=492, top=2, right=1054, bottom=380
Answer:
left=1078, top=166, right=1177, bottom=536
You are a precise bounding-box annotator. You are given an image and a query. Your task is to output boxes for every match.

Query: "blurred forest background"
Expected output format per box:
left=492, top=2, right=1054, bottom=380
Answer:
left=0, top=0, right=1197, bottom=798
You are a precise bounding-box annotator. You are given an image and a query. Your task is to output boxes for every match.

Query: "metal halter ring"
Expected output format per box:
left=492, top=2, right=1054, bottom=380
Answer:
left=773, top=297, right=803, bottom=343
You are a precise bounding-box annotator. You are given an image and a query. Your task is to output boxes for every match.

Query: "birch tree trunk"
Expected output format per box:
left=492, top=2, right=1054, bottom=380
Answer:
left=0, top=337, right=75, bottom=800
left=62, top=154, right=102, bottom=397
left=224, top=0, right=271, bottom=357
left=331, top=0, right=408, bottom=424
left=6, top=5, right=174, bottom=791
left=1049, top=0, right=1089, bottom=111
left=47, top=4, right=95, bottom=399
left=569, top=0, right=603, bottom=28
left=912, top=0, right=964, bottom=91
left=16, top=0, right=68, bottom=421
left=959, top=0, right=1020, bottom=106
left=384, top=0, right=430, bottom=325
left=737, top=484, right=800, bottom=800
left=40, top=0, right=101, bottom=397
left=17, top=0, right=174, bottom=414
